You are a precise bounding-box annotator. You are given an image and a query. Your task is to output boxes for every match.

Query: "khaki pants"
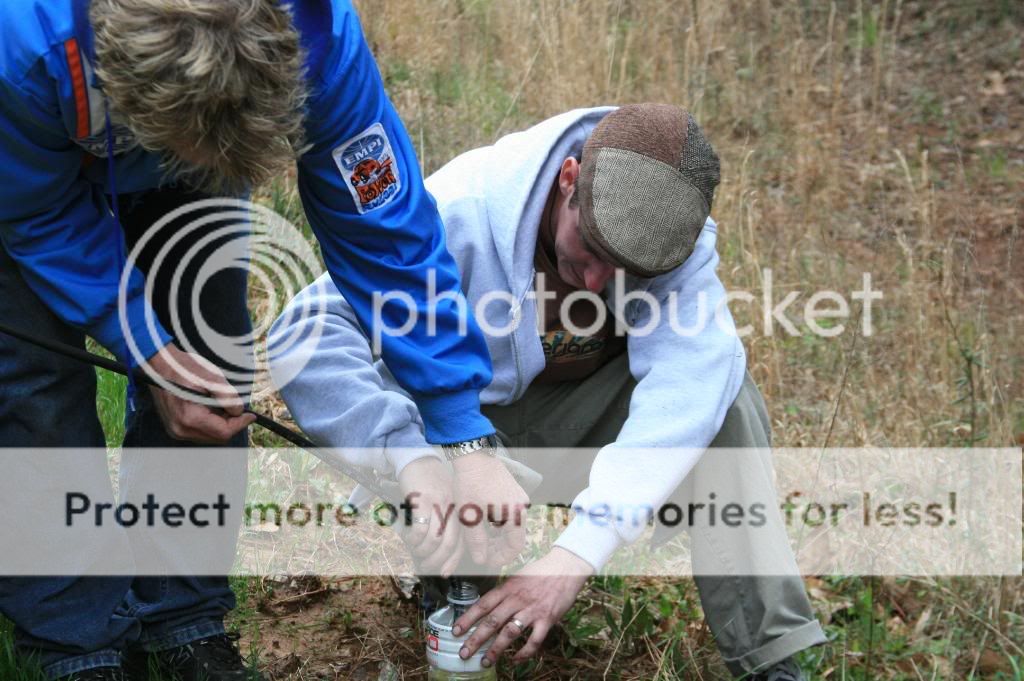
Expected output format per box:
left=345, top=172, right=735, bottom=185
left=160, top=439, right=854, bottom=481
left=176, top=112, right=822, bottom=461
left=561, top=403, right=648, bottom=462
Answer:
left=477, top=353, right=827, bottom=676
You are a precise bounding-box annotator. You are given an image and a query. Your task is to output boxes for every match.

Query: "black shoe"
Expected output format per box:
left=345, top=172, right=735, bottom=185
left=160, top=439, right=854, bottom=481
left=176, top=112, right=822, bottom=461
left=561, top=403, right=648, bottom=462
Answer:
left=55, top=668, right=131, bottom=681
left=750, top=657, right=806, bottom=681
left=137, top=633, right=263, bottom=681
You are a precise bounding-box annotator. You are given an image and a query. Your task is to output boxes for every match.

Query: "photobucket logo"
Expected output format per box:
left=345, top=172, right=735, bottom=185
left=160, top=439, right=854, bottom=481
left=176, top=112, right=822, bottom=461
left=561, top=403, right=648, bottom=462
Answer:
left=118, top=198, right=327, bottom=405
left=370, top=268, right=883, bottom=352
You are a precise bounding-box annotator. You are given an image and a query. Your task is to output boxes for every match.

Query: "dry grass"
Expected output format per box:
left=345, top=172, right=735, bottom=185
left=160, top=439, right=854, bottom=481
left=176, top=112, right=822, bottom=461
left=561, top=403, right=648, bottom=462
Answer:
left=245, top=1, right=1023, bottom=678
left=354, top=0, right=1022, bottom=451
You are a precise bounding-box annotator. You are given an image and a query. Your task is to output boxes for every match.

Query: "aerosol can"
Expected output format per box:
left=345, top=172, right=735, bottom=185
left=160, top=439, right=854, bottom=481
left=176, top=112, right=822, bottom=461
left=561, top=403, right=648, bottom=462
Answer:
left=425, top=580, right=497, bottom=681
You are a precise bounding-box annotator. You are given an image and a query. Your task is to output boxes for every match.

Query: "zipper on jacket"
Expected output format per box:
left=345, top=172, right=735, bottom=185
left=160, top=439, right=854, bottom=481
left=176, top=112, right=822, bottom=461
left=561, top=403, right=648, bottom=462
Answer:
left=506, top=269, right=536, bottom=401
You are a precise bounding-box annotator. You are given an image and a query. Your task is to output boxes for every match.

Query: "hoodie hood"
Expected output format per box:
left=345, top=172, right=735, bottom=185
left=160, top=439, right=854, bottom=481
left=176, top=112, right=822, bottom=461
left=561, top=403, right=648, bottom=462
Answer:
left=432, top=107, right=615, bottom=298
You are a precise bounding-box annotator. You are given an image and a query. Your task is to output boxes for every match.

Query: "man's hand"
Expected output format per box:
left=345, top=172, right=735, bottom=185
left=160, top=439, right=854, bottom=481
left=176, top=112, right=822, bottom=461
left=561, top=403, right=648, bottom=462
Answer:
left=397, top=456, right=463, bottom=577
left=144, top=343, right=255, bottom=444
left=451, top=547, right=594, bottom=667
left=452, top=452, right=530, bottom=567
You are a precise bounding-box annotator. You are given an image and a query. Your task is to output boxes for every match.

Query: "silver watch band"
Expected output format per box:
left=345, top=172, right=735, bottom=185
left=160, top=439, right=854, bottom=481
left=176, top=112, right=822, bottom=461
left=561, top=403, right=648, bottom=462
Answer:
left=441, top=434, right=498, bottom=462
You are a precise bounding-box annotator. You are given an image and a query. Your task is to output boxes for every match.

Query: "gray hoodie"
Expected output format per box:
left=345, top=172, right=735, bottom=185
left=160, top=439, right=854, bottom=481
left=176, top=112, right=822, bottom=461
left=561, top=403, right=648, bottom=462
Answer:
left=270, top=107, right=747, bottom=570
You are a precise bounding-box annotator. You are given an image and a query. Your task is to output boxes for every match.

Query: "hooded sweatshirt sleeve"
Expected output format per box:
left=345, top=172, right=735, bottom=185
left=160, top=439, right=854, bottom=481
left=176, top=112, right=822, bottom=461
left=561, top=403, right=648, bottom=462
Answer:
left=553, top=222, right=747, bottom=571
left=295, top=2, right=494, bottom=445
left=0, top=72, right=171, bottom=365
left=269, top=274, right=439, bottom=477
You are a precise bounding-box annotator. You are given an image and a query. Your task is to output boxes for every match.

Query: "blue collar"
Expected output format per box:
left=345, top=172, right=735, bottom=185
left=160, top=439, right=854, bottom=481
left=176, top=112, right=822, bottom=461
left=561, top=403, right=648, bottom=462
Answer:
left=71, top=0, right=96, bottom=63
left=288, top=0, right=333, bottom=79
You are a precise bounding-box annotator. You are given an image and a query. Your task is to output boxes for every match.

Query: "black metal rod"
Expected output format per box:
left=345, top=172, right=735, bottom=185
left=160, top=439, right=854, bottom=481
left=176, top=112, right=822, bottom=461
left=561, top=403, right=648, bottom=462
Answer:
left=0, top=321, right=316, bottom=456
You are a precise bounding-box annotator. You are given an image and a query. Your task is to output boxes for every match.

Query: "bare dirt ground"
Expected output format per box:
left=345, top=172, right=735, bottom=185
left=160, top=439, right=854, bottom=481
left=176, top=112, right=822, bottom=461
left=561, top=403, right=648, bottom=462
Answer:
left=238, top=577, right=426, bottom=680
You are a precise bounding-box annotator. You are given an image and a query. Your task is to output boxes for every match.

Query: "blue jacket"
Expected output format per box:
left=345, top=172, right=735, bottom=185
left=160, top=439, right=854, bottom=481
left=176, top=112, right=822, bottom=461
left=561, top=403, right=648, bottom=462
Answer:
left=0, top=0, right=494, bottom=443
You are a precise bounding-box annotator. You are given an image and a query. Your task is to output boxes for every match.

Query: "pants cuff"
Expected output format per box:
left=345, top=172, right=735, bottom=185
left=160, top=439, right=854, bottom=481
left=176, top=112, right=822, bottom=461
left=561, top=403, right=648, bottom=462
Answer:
left=722, top=620, right=828, bottom=677
left=43, top=650, right=121, bottom=680
left=137, top=618, right=225, bottom=653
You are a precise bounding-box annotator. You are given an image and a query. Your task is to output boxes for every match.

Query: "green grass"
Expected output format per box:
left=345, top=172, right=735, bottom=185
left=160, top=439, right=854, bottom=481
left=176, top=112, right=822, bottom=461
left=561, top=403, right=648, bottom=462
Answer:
left=88, top=340, right=128, bottom=448
left=0, top=619, right=45, bottom=680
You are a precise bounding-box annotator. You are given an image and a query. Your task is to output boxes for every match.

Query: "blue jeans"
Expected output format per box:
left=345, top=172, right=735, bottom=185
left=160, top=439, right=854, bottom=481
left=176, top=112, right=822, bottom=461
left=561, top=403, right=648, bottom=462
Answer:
left=0, top=185, right=252, bottom=679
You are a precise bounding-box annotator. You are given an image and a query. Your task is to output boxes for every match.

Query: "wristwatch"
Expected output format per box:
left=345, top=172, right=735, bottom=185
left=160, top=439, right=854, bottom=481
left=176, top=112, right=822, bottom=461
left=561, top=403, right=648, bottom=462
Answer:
left=440, top=434, right=499, bottom=462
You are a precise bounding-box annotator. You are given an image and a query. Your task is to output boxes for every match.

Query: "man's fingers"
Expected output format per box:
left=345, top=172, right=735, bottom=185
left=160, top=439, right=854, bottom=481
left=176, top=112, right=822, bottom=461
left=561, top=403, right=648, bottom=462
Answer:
left=408, top=504, right=445, bottom=560
left=422, top=513, right=461, bottom=573
left=420, top=500, right=460, bottom=571
left=459, top=598, right=521, bottom=660
left=183, top=406, right=253, bottom=443
left=439, top=534, right=464, bottom=579
left=464, top=523, right=490, bottom=565
left=482, top=612, right=530, bottom=666
left=172, top=351, right=245, bottom=417
left=403, top=503, right=431, bottom=552
left=453, top=585, right=504, bottom=636
left=146, top=346, right=257, bottom=444
left=495, top=520, right=527, bottom=565
left=232, top=412, right=258, bottom=433
left=207, top=373, right=246, bottom=417
left=205, top=410, right=254, bottom=442
left=210, top=387, right=245, bottom=417
left=482, top=505, right=527, bottom=566
left=197, top=369, right=245, bottom=417
left=511, top=620, right=550, bottom=663
left=397, top=459, right=458, bottom=572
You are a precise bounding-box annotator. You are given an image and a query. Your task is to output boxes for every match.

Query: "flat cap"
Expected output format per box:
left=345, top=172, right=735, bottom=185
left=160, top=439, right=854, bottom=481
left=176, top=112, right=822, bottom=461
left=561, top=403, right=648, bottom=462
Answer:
left=577, top=104, right=720, bottom=276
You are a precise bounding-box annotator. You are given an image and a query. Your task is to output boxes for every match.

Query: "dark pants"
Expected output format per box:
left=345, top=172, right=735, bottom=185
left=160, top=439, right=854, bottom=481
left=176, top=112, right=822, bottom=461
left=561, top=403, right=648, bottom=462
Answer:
left=0, top=186, right=251, bottom=679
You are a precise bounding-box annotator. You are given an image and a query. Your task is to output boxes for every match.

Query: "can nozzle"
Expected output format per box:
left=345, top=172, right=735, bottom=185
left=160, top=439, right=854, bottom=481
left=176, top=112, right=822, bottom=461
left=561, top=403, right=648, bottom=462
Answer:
left=447, top=577, right=479, bottom=620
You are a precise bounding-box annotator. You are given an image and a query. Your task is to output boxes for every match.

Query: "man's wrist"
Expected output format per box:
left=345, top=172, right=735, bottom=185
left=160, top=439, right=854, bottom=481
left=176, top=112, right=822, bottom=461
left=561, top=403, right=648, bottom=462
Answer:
left=450, top=450, right=499, bottom=471
left=144, top=341, right=173, bottom=369
left=384, top=425, right=439, bottom=477
left=550, top=546, right=596, bottom=577
left=440, top=434, right=498, bottom=462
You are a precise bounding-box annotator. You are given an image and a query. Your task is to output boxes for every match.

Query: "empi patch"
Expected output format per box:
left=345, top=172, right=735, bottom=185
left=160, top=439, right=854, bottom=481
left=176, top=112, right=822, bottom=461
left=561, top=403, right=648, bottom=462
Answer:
left=333, top=122, right=401, bottom=214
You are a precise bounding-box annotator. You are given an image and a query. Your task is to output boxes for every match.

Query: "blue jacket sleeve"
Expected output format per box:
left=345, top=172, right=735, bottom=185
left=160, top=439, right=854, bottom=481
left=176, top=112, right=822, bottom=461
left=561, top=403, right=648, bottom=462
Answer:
left=295, top=5, right=494, bottom=444
left=0, top=74, right=172, bottom=365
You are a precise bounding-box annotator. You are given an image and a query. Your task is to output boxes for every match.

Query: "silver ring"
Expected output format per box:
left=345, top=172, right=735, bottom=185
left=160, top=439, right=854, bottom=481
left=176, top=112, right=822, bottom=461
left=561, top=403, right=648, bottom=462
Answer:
left=510, top=617, right=526, bottom=631
left=413, top=516, right=430, bottom=525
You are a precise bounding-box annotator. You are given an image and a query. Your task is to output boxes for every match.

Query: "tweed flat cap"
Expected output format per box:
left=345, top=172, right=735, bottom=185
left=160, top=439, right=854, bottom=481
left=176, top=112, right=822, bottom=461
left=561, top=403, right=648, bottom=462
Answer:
left=577, top=104, right=720, bottom=276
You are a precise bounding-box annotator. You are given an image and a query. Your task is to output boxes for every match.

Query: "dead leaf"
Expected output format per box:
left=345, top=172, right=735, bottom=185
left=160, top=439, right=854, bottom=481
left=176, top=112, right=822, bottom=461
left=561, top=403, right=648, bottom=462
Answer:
left=377, top=661, right=400, bottom=681
left=981, top=71, right=1008, bottom=97
left=977, top=648, right=1012, bottom=675
left=952, top=423, right=972, bottom=438
left=390, top=574, right=419, bottom=600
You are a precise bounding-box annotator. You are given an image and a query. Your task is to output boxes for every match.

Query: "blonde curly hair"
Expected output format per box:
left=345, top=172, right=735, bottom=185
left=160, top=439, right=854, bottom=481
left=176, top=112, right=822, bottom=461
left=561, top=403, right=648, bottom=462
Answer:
left=91, top=0, right=308, bottom=195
